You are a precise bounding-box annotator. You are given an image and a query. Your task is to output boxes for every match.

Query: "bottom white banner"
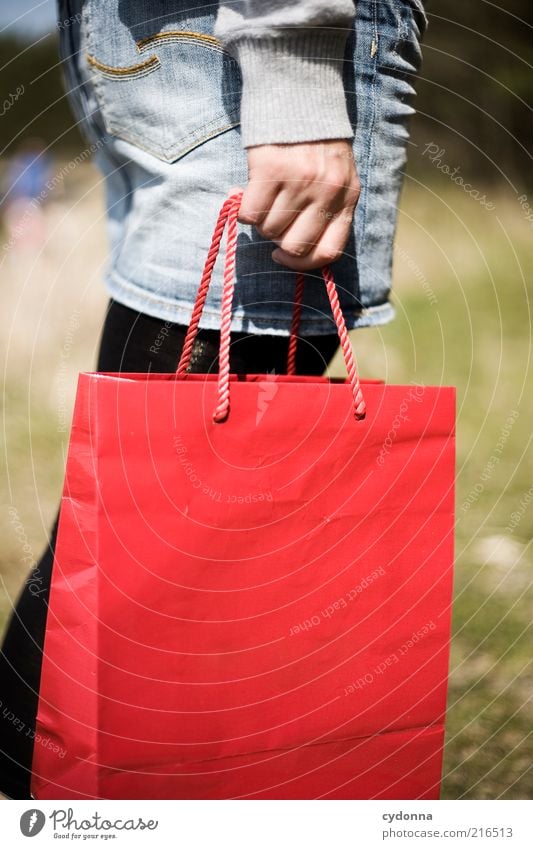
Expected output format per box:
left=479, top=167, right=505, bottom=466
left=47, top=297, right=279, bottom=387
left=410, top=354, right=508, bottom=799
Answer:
left=0, top=800, right=531, bottom=848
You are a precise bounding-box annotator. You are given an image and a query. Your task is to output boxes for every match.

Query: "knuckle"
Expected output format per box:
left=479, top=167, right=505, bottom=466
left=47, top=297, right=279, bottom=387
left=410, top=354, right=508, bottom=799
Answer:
left=239, top=208, right=259, bottom=225
left=330, top=164, right=348, bottom=184
left=298, top=165, right=318, bottom=185
left=327, top=164, right=348, bottom=186
left=258, top=224, right=279, bottom=241
left=321, top=247, right=344, bottom=264
left=281, top=242, right=307, bottom=257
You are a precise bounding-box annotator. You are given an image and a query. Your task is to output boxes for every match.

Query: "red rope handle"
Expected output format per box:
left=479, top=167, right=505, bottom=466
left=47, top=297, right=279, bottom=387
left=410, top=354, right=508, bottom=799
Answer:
left=322, top=265, right=366, bottom=419
left=177, top=190, right=366, bottom=422
left=212, top=194, right=238, bottom=422
left=176, top=195, right=236, bottom=375
left=286, top=269, right=365, bottom=418
left=287, top=273, right=305, bottom=375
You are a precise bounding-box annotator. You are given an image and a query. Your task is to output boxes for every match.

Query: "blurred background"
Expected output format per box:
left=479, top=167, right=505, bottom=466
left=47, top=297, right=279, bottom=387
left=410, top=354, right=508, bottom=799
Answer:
left=1, top=1, right=532, bottom=799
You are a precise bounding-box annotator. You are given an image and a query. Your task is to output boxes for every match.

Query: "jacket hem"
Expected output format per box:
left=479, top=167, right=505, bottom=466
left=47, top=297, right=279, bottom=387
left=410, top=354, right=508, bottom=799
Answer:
left=104, top=269, right=395, bottom=336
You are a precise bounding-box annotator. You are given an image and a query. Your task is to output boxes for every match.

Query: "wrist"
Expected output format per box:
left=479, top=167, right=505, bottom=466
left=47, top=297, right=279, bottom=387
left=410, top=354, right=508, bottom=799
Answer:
left=230, top=29, right=354, bottom=148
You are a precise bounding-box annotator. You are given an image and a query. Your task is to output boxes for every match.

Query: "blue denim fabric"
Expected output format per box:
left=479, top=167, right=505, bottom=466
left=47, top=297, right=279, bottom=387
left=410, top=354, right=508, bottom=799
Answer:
left=58, top=0, right=427, bottom=335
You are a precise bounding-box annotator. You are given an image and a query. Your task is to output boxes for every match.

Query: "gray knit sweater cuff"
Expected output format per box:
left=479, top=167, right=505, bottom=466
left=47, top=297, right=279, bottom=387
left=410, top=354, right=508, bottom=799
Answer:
left=229, top=30, right=354, bottom=148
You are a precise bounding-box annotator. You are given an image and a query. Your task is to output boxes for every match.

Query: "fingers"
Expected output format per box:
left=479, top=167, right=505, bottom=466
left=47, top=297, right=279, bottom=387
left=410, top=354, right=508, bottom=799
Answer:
left=238, top=140, right=361, bottom=269
left=240, top=183, right=350, bottom=255
left=255, top=186, right=306, bottom=240
left=238, top=178, right=278, bottom=227
left=272, top=203, right=328, bottom=257
left=272, top=201, right=356, bottom=271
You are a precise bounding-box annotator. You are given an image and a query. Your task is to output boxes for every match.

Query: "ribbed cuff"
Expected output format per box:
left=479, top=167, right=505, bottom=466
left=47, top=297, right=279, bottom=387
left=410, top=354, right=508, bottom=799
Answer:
left=229, top=29, right=354, bottom=148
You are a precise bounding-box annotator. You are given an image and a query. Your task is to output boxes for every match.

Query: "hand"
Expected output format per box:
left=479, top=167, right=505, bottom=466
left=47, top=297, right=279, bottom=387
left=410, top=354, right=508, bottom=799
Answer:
left=235, top=139, right=360, bottom=271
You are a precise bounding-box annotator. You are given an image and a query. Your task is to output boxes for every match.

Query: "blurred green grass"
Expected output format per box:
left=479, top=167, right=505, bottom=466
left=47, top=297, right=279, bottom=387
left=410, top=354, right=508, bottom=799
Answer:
left=340, top=178, right=533, bottom=799
left=1, top=166, right=532, bottom=798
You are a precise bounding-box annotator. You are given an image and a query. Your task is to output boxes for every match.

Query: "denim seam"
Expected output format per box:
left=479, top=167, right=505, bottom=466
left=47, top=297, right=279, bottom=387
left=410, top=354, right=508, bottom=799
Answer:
left=409, top=0, right=429, bottom=33
left=94, top=118, right=240, bottom=163
left=391, top=1, right=410, bottom=56
left=358, top=0, right=380, bottom=249
left=104, top=267, right=394, bottom=332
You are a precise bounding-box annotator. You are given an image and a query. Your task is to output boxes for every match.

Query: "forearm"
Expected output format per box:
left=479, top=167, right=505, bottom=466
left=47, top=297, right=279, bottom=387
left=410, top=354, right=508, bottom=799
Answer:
left=214, top=1, right=356, bottom=147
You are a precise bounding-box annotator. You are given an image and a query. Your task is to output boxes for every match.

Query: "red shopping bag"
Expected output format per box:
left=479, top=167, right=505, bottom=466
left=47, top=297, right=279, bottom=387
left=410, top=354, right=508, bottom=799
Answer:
left=32, top=193, right=455, bottom=800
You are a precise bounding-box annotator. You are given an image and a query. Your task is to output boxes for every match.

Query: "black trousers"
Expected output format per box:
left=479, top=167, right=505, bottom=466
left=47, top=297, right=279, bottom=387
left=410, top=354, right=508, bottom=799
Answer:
left=0, top=300, right=339, bottom=798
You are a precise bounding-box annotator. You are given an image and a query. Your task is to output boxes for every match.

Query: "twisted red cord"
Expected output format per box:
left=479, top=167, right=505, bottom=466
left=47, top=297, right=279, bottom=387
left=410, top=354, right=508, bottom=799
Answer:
left=322, top=265, right=366, bottom=419
left=177, top=190, right=366, bottom=422
left=176, top=196, right=234, bottom=375
left=287, top=273, right=305, bottom=376
left=212, top=195, right=239, bottom=422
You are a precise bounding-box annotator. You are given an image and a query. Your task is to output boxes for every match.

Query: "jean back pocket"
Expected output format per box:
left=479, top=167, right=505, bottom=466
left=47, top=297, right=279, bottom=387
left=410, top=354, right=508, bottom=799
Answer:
left=83, top=0, right=241, bottom=162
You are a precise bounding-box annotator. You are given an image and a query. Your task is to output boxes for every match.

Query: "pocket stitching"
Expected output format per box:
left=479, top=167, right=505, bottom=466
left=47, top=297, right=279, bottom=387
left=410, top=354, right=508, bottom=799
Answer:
left=137, top=30, right=227, bottom=55
left=101, top=115, right=240, bottom=162
left=84, top=23, right=240, bottom=161
left=86, top=52, right=160, bottom=80
left=86, top=29, right=230, bottom=81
